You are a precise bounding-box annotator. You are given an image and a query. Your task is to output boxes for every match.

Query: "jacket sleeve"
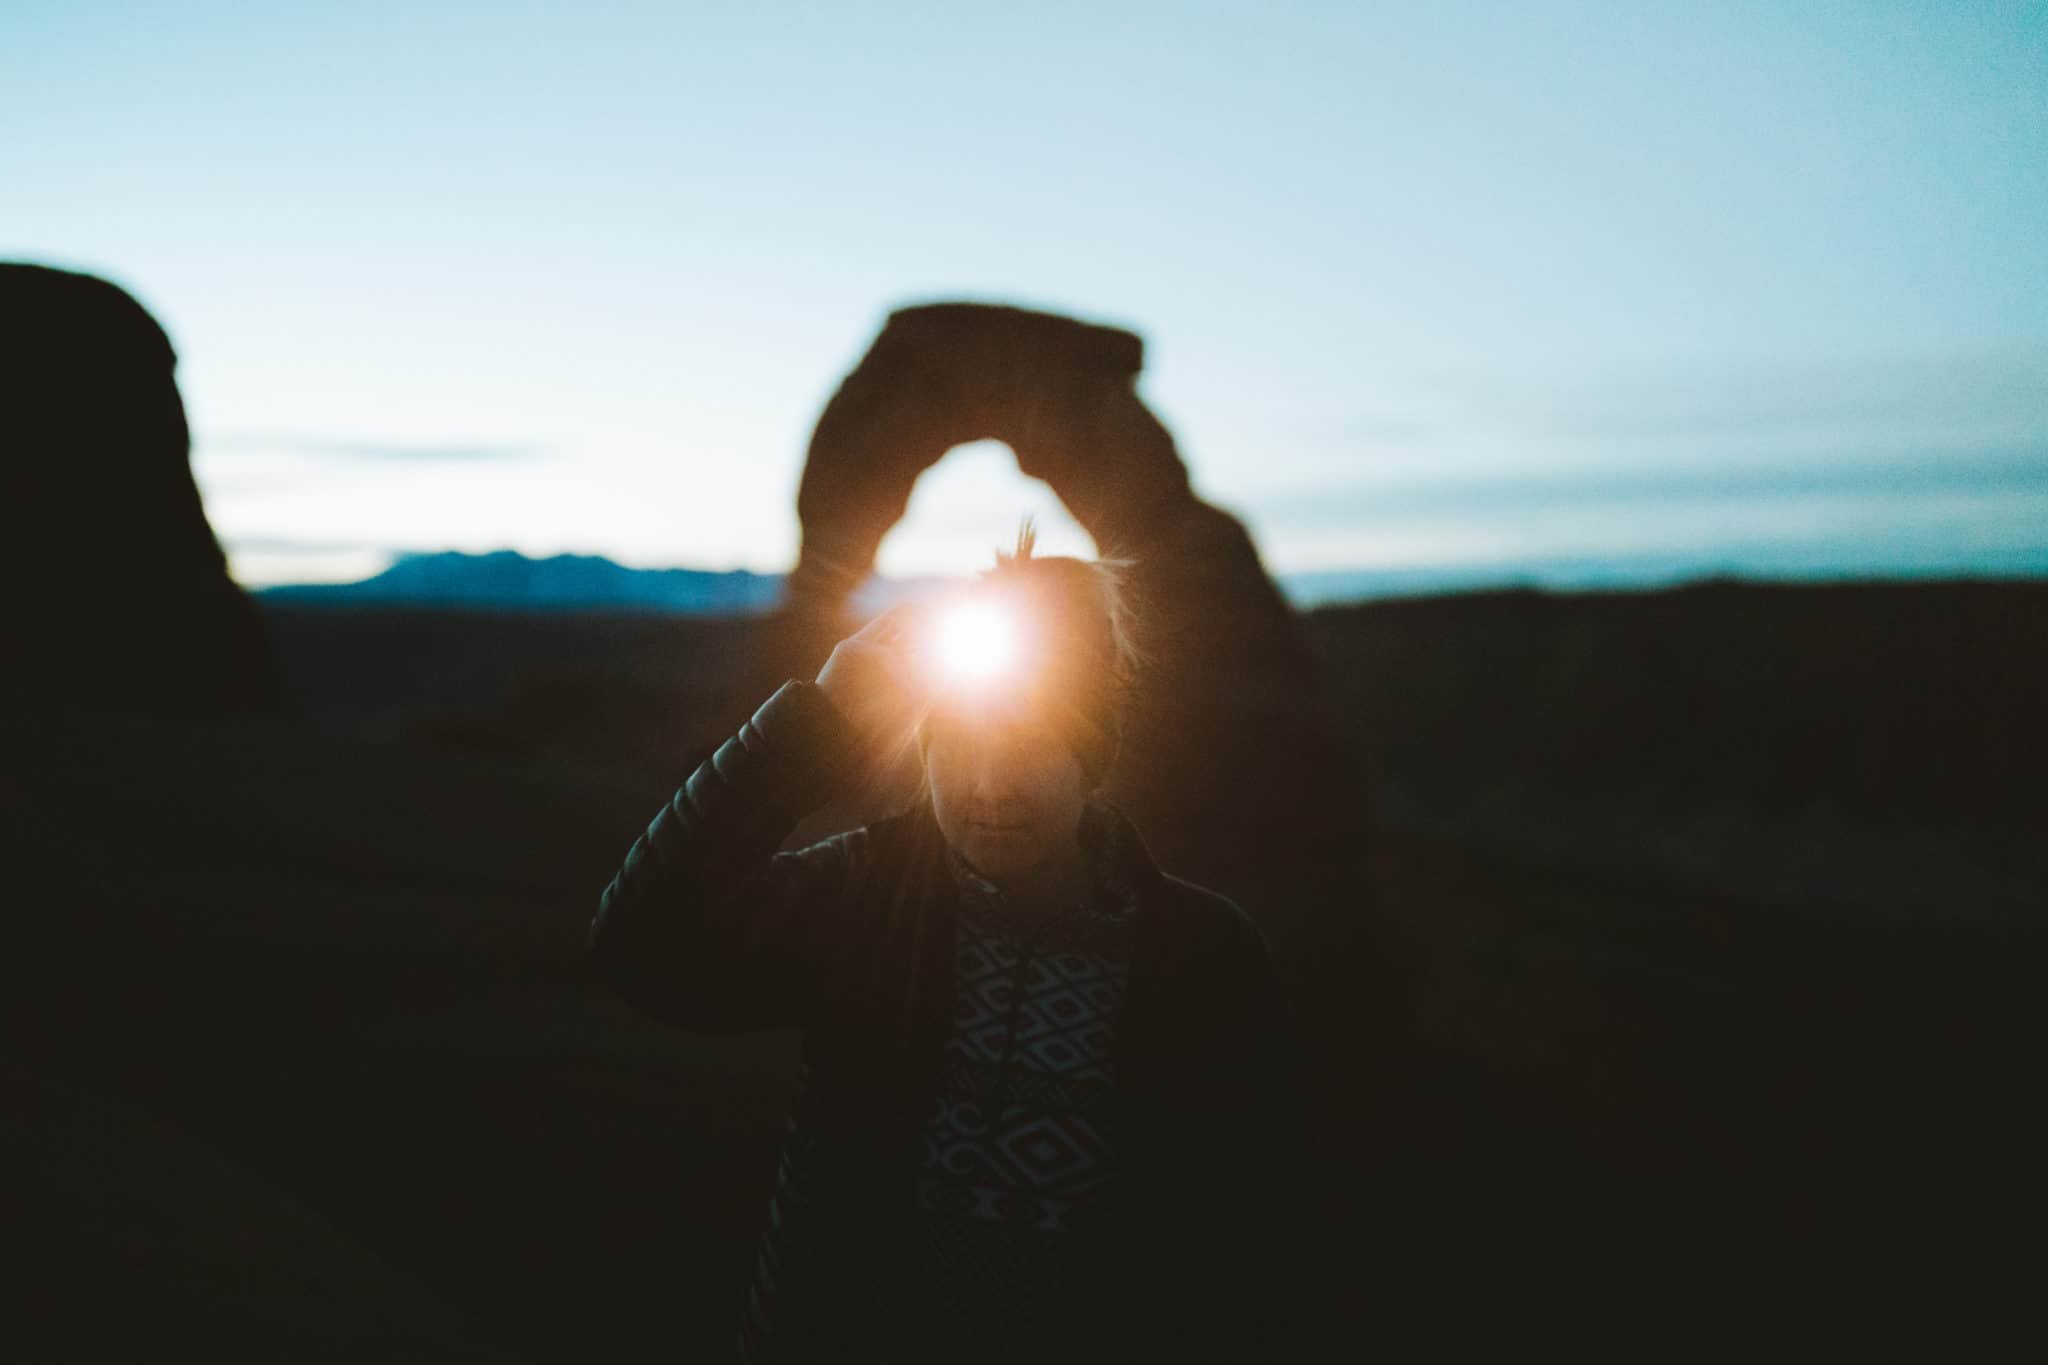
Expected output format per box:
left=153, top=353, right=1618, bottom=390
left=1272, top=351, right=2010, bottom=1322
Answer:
left=588, top=679, right=868, bottom=1033
left=1239, top=917, right=1320, bottom=1357
left=1198, top=905, right=1317, bottom=1358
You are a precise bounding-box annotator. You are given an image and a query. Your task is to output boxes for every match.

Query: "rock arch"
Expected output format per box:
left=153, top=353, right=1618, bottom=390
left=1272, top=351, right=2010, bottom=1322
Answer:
left=0, top=263, right=287, bottom=713
left=775, top=302, right=1353, bottom=888
left=786, top=304, right=1281, bottom=625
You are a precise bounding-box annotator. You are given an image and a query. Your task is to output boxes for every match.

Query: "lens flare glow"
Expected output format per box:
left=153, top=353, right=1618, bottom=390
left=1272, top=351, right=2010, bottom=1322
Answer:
left=933, top=601, right=1018, bottom=686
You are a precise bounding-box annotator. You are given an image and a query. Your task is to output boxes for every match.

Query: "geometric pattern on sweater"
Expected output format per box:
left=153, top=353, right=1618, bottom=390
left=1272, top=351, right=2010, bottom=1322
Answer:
left=906, top=842, right=1139, bottom=1357
left=923, top=846, right=1137, bottom=1208
left=737, top=814, right=1147, bottom=1362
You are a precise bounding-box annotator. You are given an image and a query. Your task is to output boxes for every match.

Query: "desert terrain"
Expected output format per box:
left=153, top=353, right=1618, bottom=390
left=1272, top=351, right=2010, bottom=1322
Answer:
left=7, top=579, right=2042, bottom=1355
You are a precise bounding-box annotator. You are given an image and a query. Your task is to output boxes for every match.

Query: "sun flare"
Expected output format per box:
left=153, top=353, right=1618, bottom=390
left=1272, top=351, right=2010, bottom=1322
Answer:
left=933, top=601, right=1019, bottom=686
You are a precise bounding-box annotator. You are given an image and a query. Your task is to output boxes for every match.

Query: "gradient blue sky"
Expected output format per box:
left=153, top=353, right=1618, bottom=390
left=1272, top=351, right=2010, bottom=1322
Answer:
left=6, top=1, right=2045, bottom=586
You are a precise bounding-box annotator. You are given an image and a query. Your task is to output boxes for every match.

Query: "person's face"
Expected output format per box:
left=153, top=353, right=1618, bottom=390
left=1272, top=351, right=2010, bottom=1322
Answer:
left=924, top=707, right=1089, bottom=883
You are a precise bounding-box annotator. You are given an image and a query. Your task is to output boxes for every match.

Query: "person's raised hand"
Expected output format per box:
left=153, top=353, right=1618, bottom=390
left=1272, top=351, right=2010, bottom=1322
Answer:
left=813, top=604, right=935, bottom=763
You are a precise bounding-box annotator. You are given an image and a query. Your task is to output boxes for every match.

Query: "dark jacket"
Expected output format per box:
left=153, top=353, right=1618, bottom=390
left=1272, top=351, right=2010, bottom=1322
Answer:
left=590, top=680, right=1310, bottom=1360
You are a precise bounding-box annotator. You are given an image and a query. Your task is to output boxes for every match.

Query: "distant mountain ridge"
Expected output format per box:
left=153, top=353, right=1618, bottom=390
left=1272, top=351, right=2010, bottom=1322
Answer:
left=254, top=546, right=2048, bottom=614
left=258, top=550, right=787, bottom=615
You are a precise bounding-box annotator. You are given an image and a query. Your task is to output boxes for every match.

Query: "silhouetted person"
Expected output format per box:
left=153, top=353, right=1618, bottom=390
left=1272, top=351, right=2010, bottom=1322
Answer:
left=592, top=528, right=1310, bottom=1361
left=0, top=262, right=286, bottom=714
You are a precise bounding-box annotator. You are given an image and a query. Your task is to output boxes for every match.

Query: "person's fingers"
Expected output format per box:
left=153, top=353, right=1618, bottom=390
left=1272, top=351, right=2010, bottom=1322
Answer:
left=850, top=602, right=915, bottom=643
left=864, top=601, right=936, bottom=651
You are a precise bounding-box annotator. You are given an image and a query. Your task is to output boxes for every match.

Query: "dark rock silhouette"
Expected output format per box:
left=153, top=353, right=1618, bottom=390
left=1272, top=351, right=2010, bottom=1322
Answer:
left=0, top=263, right=286, bottom=713
left=773, top=302, right=1357, bottom=888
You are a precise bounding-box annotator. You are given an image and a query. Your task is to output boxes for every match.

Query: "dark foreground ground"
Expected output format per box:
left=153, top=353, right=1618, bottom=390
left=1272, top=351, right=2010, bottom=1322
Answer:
left=6, top=580, right=2042, bottom=1356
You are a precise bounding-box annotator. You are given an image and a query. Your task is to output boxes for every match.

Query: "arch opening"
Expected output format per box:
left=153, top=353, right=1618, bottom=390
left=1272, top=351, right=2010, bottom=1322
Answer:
left=872, top=440, right=1097, bottom=585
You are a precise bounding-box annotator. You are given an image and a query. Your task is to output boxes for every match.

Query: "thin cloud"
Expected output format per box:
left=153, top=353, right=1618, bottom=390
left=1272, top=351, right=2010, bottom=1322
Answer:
left=201, top=432, right=550, bottom=462
left=1488, top=348, right=2047, bottom=443
left=1251, top=447, right=2048, bottom=527
left=1330, top=349, right=2048, bottom=460
left=1337, top=414, right=1432, bottom=444
left=221, top=534, right=406, bottom=555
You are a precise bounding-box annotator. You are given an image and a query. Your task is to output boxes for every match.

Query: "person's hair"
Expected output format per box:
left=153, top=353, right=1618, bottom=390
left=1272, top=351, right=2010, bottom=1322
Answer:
left=921, top=519, right=1138, bottom=787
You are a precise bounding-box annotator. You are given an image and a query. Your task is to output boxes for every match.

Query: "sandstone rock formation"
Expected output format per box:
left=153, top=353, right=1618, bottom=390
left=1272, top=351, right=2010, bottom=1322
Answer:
left=0, top=263, right=287, bottom=713
left=774, top=302, right=1358, bottom=888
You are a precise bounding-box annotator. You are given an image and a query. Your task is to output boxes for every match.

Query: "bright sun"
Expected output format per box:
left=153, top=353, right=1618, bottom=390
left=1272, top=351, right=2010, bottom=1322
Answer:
left=933, top=601, right=1018, bottom=685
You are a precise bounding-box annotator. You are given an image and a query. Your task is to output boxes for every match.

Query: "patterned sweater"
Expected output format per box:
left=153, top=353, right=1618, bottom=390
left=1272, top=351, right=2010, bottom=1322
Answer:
left=906, top=843, right=1140, bottom=1359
